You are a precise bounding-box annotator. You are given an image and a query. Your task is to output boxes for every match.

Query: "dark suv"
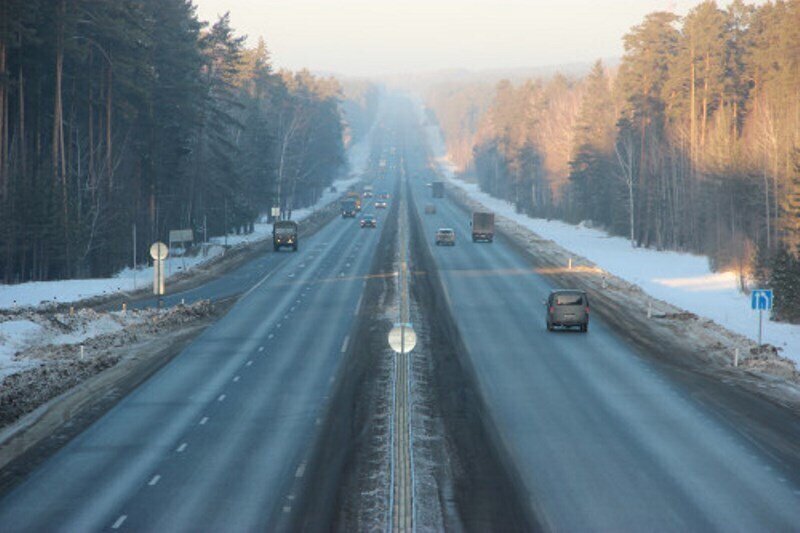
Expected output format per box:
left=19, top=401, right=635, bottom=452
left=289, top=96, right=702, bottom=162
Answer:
left=546, top=290, right=589, bottom=332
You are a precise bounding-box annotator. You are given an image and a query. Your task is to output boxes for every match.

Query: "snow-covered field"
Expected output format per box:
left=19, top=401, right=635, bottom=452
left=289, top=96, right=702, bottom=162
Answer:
left=423, top=116, right=800, bottom=367
left=0, top=123, right=374, bottom=311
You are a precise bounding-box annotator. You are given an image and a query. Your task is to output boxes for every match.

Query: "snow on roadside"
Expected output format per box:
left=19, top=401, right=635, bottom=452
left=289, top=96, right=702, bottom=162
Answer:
left=0, top=118, right=376, bottom=311
left=422, top=116, right=800, bottom=368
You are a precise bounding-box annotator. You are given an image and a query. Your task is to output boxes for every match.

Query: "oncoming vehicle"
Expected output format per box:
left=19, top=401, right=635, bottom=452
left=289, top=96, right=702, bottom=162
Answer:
left=546, top=290, right=590, bottom=332
left=435, top=228, right=456, bottom=246
left=375, top=200, right=388, bottom=209
left=341, top=198, right=358, bottom=218
left=272, top=220, right=298, bottom=252
left=360, top=214, right=377, bottom=228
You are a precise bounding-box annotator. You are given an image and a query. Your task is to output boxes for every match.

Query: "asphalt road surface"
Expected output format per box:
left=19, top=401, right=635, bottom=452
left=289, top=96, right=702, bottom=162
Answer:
left=0, top=181, right=394, bottom=531
left=401, top=106, right=800, bottom=530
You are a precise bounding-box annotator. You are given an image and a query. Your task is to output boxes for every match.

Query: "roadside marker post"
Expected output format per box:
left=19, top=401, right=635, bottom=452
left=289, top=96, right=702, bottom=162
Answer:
left=750, top=289, right=773, bottom=346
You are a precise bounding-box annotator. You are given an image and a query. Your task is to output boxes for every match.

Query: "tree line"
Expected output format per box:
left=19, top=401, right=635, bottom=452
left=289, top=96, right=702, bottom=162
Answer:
left=425, top=0, right=800, bottom=322
left=0, top=0, right=371, bottom=282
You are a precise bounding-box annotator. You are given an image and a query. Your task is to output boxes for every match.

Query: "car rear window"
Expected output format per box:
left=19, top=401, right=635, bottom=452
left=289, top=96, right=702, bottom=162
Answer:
left=555, top=293, right=584, bottom=306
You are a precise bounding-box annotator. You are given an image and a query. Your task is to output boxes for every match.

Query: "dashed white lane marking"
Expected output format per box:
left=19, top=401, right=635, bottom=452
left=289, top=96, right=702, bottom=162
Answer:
left=290, top=306, right=296, bottom=311
left=295, top=462, right=306, bottom=478
left=283, top=506, right=292, bottom=513
left=354, top=294, right=363, bottom=316
left=315, top=418, right=321, bottom=426
left=233, top=376, right=241, bottom=382
left=268, top=334, right=274, bottom=339
left=277, top=323, right=282, bottom=329
left=288, top=273, right=295, bottom=278
left=284, top=314, right=289, bottom=319
left=176, top=443, right=188, bottom=453
left=218, top=394, right=226, bottom=402
left=111, top=515, right=127, bottom=529
left=148, top=475, right=161, bottom=486
left=346, top=263, right=351, bottom=267
left=246, top=360, right=253, bottom=367
left=199, top=417, right=209, bottom=425
left=258, top=346, right=264, bottom=352
left=341, top=335, right=350, bottom=353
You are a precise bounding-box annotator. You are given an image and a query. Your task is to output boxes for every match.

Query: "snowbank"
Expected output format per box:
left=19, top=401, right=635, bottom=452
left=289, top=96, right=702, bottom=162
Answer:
left=422, top=117, right=800, bottom=367
left=0, top=119, right=376, bottom=311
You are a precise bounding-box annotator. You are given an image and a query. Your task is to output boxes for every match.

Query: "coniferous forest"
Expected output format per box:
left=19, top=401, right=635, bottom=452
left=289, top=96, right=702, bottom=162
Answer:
left=425, top=0, right=800, bottom=321
left=0, top=1, right=376, bottom=282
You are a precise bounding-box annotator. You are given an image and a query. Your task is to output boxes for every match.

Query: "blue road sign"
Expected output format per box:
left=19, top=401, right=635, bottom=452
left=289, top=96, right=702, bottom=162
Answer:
left=751, top=289, right=773, bottom=311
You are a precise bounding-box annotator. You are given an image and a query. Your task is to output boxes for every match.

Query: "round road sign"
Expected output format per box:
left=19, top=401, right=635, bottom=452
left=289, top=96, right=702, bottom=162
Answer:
left=388, top=323, right=417, bottom=354
left=150, top=242, right=169, bottom=260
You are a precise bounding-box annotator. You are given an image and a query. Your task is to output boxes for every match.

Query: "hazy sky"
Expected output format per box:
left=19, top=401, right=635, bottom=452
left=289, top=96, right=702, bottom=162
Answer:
left=193, top=0, right=743, bottom=77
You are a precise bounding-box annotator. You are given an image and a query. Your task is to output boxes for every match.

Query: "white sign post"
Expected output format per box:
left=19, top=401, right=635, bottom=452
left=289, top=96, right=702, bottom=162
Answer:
left=150, top=242, right=169, bottom=303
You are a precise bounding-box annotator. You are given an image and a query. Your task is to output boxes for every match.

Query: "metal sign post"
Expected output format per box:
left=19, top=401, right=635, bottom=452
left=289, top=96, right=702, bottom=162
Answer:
left=750, top=289, right=773, bottom=346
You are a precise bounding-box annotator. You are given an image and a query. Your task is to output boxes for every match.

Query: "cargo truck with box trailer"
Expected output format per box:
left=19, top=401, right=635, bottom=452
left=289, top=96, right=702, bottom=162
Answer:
left=471, top=212, right=495, bottom=242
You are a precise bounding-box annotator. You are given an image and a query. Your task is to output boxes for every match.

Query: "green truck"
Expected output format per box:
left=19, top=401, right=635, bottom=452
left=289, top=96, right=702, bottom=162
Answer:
left=273, top=220, right=298, bottom=251
left=341, top=198, right=358, bottom=218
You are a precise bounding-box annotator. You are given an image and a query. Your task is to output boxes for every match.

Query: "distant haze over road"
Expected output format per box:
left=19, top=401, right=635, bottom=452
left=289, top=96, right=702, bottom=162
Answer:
left=194, top=0, right=757, bottom=77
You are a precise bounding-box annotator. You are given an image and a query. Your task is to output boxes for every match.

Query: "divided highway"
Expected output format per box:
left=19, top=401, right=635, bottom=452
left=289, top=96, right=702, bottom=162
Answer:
left=0, top=172, right=395, bottom=531
left=400, top=105, right=800, bottom=530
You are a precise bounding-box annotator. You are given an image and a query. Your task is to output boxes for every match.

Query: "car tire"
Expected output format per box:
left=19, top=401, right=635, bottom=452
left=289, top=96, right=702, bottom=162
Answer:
left=581, top=323, right=588, bottom=333
left=293, top=243, right=298, bottom=252
left=273, top=244, right=279, bottom=252
left=547, top=321, right=553, bottom=332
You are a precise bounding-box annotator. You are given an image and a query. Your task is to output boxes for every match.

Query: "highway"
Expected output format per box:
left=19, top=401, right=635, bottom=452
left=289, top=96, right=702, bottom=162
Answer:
left=0, top=173, right=394, bottom=530
left=2, top=99, right=800, bottom=532
left=400, top=103, right=800, bottom=530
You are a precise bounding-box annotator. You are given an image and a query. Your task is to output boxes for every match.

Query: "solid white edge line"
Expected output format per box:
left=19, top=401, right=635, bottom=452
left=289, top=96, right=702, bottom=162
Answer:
left=341, top=335, right=350, bottom=353
left=111, top=515, right=127, bottom=529
left=295, top=462, right=306, bottom=478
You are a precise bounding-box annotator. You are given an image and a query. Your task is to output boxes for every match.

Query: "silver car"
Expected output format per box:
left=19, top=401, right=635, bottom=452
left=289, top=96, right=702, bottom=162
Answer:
left=435, top=228, right=456, bottom=246
left=546, top=290, right=589, bottom=332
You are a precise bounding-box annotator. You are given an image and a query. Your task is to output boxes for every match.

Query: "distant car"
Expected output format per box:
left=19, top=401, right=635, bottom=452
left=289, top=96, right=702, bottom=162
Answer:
left=435, top=228, right=455, bottom=246
left=425, top=204, right=436, bottom=215
left=378, top=192, right=390, bottom=199
left=360, top=214, right=377, bottom=228
left=375, top=200, right=388, bottom=209
left=546, top=290, right=589, bottom=332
